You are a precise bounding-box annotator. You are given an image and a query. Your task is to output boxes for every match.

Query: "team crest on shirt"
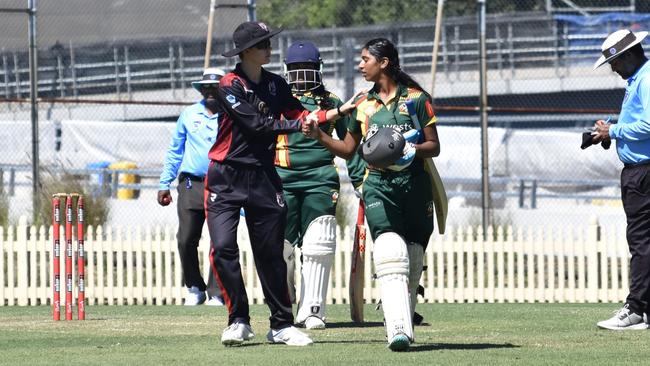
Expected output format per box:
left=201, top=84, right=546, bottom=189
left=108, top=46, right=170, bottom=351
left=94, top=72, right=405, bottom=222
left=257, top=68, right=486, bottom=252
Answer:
left=623, top=90, right=630, bottom=104
left=190, top=120, right=201, bottom=132
left=268, top=81, right=277, bottom=96
left=426, top=201, right=434, bottom=217
left=226, top=94, right=237, bottom=104
left=365, top=124, right=379, bottom=140
left=276, top=192, right=285, bottom=207
left=398, top=102, right=408, bottom=115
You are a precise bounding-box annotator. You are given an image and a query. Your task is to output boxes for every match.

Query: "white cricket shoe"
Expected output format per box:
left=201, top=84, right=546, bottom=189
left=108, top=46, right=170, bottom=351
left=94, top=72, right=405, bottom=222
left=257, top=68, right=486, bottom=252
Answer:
left=221, top=323, right=255, bottom=346
left=184, top=286, right=206, bottom=306
left=597, top=304, right=648, bottom=330
left=303, top=316, right=326, bottom=330
left=205, top=295, right=224, bottom=306
left=266, top=326, right=313, bottom=346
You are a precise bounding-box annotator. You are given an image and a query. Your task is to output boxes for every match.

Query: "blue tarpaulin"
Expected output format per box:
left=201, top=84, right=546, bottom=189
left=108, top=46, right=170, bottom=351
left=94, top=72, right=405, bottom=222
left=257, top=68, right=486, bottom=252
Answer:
left=554, top=13, right=650, bottom=64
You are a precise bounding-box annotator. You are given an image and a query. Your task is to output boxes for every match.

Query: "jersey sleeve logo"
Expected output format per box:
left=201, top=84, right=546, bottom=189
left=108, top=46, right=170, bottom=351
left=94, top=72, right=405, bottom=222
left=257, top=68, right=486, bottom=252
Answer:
left=226, top=94, right=237, bottom=104
left=425, top=99, right=435, bottom=118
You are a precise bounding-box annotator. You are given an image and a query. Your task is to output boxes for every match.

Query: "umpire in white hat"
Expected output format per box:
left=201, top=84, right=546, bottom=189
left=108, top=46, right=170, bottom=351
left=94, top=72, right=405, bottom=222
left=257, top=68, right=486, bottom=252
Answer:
left=158, top=67, right=225, bottom=306
left=591, top=29, right=650, bottom=330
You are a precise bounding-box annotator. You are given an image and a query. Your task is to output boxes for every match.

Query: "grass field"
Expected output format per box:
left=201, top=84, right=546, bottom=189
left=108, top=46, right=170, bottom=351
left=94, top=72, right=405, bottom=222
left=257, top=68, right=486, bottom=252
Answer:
left=1, top=303, right=649, bottom=365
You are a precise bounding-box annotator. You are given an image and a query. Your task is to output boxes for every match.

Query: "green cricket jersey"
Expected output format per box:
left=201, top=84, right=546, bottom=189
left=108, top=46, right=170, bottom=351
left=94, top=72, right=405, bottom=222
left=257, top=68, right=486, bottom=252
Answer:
left=350, top=83, right=438, bottom=245
left=275, top=90, right=365, bottom=189
left=348, top=83, right=437, bottom=172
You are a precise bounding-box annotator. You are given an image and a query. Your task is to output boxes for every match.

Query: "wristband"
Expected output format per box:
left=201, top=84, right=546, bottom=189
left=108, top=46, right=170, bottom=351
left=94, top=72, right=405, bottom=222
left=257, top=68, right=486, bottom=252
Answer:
left=337, top=105, right=345, bottom=117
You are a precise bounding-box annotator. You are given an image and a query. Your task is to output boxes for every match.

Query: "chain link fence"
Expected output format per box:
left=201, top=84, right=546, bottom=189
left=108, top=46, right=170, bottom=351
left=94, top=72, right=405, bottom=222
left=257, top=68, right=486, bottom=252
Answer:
left=1, top=0, right=648, bottom=230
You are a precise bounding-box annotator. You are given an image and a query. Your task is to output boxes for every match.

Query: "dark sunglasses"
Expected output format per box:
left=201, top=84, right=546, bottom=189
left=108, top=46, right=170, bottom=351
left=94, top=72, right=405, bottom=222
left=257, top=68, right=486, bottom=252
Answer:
left=201, top=84, right=218, bottom=91
left=253, top=39, right=271, bottom=50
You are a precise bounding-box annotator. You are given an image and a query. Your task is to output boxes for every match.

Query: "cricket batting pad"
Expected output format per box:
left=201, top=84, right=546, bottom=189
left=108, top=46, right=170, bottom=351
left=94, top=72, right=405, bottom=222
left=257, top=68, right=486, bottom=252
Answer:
left=407, top=243, right=424, bottom=319
left=283, top=240, right=297, bottom=304
left=373, top=232, right=413, bottom=342
left=296, top=215, right=336, bottom=325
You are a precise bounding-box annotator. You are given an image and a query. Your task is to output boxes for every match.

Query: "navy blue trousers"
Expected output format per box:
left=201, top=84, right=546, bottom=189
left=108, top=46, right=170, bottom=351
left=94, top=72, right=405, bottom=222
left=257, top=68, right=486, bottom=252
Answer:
left=621, top=162, right=650, bottom=315
left=205, top=161, right=293, bottom=329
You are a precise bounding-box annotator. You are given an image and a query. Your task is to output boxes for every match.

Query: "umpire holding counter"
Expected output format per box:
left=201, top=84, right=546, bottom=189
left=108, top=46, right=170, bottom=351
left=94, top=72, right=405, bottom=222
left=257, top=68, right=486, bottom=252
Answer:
left=206, top=21, right=354, bottom=347
left=591, top=29, right=650, bottom=330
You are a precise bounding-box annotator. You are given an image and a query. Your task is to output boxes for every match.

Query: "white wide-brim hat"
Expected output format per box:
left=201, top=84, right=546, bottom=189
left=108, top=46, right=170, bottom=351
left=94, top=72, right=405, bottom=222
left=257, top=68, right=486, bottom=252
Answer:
left=191, top=67, right=226, bottom=92
left=594, top=29, right=648, bottom=70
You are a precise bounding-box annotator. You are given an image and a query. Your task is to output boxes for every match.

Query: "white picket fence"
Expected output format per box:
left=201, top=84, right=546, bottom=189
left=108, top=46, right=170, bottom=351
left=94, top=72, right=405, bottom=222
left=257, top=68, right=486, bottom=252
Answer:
left=0, top=216, right=630, bottom=307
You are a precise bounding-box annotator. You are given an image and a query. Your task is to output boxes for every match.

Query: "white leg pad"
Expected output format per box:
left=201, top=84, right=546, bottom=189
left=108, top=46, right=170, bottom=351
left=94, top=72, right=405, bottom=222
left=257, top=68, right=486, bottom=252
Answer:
left=283, top=240, right=296, bottom=304
left=373, top=232, right=413, bottom=342
left=296, top=215, right=336, bottom=324
left=407, top=243, right=424, bottom=319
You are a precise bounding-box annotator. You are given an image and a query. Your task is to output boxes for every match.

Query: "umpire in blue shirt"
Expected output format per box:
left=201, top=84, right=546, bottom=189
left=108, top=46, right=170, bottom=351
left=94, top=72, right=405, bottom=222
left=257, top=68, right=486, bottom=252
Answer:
left=591, top=29, right=650, bottom=330
left=158, top=68, right=225, bottom=306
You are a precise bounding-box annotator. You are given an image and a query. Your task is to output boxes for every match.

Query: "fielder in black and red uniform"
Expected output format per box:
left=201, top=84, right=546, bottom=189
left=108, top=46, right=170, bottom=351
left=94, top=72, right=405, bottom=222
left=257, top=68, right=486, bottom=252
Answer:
left=206, top=21, right=356, bottom=347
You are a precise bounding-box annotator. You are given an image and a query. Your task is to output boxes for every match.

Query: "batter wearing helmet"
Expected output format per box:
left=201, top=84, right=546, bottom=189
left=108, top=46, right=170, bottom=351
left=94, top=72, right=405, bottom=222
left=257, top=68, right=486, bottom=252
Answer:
left=277, top=41, right=366, bottom=329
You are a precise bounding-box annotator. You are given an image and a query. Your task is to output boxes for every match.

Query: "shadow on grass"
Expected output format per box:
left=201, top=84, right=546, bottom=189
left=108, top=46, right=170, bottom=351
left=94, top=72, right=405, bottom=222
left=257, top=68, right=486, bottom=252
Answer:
left=311, top=339, right=389, bottom=345
left=325, top=321, right=384, bottom=329
left=410, top=342, right=520, bottom=352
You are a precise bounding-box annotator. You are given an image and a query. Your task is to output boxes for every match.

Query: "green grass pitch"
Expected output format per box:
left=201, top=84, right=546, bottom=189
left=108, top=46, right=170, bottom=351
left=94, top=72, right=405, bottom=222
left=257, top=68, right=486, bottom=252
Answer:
left=1, top=303, right=648, bottom=365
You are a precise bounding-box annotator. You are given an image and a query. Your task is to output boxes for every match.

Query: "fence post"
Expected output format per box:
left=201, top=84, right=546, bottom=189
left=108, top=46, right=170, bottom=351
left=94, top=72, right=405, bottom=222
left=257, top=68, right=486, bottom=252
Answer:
left=69, top=41, right=78, bottom=98
left=16, top=216, right=29, bottom=305
left=178, top=44, right=186, bottom=96
left=13, top=53, right=20, bottom=98
left=114, top=47, right=121, bottom=99
left=111, top=171, right=119, bottom=199
left=169, top=43, right=176, bottom=97
left=530, top=179, right=537, bottom=209
left=124, top=46, right=132, bottom=100
left=342, top=38, right=356, bottom=101
left=56, top=55, right=65, bottom=97
left=2, top=51, right=9, bottom=98
left=586, top=216, right=599, bottom=302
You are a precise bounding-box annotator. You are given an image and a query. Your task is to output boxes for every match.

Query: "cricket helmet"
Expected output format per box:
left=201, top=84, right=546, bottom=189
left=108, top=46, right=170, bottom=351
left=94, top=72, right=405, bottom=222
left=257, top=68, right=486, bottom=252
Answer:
left=358, top=127, right=406, bottom=168
left=284, top=41, right=323, bottom=92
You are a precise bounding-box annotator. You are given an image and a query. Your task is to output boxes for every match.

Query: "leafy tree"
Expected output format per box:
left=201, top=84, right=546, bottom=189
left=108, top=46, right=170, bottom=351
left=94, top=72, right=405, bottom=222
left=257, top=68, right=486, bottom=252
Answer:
left=257, top=0, right=544, bottom=29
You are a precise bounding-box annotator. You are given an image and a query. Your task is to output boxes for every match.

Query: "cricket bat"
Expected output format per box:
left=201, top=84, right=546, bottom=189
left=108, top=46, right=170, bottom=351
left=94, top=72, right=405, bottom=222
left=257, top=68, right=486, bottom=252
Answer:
left=405, top=99, right=448, bottom=234
left=349, top=198, right=366, bottom=323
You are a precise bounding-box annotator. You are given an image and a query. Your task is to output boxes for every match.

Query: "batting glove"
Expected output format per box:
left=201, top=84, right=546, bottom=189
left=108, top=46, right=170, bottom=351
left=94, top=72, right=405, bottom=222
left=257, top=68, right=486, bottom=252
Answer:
left=388, top=142, right=416, bottom=171
left=402, top=129, right=422, bottom=144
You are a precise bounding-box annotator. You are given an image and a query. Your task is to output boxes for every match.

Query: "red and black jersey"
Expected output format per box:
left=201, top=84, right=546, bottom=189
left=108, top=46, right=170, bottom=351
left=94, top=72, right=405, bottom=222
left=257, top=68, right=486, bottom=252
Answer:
left=209, top=63, right=325, bottom=167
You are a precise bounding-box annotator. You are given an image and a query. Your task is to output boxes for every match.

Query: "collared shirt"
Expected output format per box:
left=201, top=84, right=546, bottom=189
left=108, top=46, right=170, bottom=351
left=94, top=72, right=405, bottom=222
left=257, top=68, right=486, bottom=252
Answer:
left=159, top=101, right=218, bottom=190
left=610, top=60, right=650, bottom=164
left=274, top=88, right=366, bottom=187
left=348, top=83, right=436, bottom=171
left=209, top=63, right=321, bottom=167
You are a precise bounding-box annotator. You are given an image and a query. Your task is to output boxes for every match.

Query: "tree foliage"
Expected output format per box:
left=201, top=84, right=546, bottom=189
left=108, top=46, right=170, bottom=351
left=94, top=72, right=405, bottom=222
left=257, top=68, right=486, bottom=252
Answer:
left=257, top=0, right=545, bottom=29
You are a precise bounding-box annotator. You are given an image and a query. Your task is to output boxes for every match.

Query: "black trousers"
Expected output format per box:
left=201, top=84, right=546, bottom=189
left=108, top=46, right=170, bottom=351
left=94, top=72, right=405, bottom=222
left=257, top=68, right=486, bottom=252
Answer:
left=177, top=173, right=219, bottom=296
left=621, top=163, right=650, bottom=315
left=206, top=162, right=293, bottom=329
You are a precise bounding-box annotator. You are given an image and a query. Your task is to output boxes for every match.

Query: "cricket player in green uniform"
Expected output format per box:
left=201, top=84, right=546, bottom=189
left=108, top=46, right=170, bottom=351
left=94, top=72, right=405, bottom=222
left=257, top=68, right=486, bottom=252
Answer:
left=304, top=38, right=441, bottom=351
left=276, top=41, right=365, bottom=330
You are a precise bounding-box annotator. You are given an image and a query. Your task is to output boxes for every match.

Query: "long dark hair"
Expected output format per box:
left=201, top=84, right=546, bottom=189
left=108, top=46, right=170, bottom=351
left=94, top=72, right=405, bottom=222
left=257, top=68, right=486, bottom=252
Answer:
left=363, top=38, right=431, bottom=101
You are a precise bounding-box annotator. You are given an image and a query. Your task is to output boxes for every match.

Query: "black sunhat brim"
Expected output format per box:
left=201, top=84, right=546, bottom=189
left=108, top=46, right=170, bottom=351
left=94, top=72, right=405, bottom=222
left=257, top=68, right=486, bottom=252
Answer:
left=222, top=28, right=283, bottom=57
